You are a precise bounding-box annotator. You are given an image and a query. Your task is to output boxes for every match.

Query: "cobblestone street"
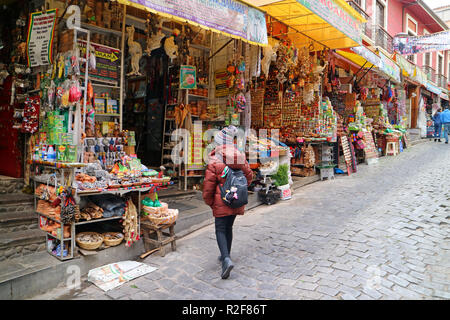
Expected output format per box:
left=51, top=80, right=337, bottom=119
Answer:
left=33, top=141, right=450, bottom=300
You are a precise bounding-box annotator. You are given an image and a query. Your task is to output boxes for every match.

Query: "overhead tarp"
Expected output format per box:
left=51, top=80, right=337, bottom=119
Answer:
left=393, top=53, right=431, bottom=87
left=114, top=0, right=268, bottom=46
left=378, top=50, right=401, bottom=83
left=425, top=81, right=442, bottom=96
left=440, top=92, right=449, bottom=101
left=414, top=68, right=427, bottom=87
left=246, top=0, right=365, bottom=50
left=393, top=29, right=450, bottom=55
left=393, top=53, right=415, bottom=78
left=336, top=46, right=380, bottom=68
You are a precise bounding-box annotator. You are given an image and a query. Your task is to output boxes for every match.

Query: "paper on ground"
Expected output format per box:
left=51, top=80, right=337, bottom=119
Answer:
left=88, top=260, right=157, bottom=292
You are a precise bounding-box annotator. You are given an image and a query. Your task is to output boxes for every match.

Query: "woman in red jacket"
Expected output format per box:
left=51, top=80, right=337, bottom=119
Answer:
left=202, top=126, right=253, bottom=279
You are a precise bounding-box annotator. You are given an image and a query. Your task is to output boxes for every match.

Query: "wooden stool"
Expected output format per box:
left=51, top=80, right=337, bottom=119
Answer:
left=141, top=220, right=176, bottom=257
left=385, top=142, right=398, bottom=156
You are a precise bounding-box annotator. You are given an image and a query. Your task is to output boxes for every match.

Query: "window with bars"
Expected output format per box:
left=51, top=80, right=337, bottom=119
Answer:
left=425, top=52, right=431, bottom=67
left=376, top=0, right=386, bottom=28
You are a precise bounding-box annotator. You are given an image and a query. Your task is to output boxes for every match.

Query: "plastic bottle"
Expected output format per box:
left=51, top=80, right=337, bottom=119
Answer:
left=47, top=145, right=56, bottom=161
left=42, top=145, right=47, bottom=161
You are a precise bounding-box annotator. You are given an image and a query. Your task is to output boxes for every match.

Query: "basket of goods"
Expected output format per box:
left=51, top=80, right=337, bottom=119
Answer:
left=385, top=135, right=398, bottom=143
left=102, top=232, right=124, bottom=247
left=141, top=196, right=178, bottom=226
left=147, top=208, right=179, bottom=226
left=161, top=176, right=171, bottom=183
left=76, top=232, right=104, bottom=250
left=142, top=201, right=169, bottom=215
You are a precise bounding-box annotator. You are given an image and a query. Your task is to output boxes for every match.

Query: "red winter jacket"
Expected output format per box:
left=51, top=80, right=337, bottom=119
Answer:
left=202, top=144, right=253, bottom=218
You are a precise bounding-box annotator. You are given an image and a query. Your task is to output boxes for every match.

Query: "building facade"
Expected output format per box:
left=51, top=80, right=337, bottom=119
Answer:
left=347, top=0, right=449, bottom=132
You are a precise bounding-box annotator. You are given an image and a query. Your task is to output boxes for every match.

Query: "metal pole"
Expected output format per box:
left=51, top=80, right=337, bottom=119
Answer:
left=119, top=4, right=127, bottom=131
left=355, top=65, right=374, bottom=86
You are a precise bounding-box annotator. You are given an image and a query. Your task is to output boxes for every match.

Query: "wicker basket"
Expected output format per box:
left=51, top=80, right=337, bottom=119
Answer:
left=102, top=232, right=124, bottom=247
left=146, top=209, right=178, bottom=226
left=76, top=232, right=104, bottom=250
left=143, top=202, right=168, bottom=215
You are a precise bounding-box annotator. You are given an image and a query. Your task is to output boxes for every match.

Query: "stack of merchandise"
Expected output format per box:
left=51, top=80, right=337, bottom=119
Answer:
left=78, top=202, right=104, bottom=221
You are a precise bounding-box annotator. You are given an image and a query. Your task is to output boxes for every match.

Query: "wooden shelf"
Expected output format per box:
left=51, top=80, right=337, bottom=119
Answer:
left=96, top=113, right=120, bottom=117
left=188, top=94, right=208, bottom=100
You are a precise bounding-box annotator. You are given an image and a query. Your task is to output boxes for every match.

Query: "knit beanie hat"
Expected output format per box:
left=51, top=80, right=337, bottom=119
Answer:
left=214, top=125, right=238, bottom=146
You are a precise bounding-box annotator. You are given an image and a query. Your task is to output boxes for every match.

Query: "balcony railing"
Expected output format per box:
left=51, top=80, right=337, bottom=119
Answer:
left=422, top=65, right=436, bottom=84
left=436, top=74, right=448, bottom=89
left=374, top=26, right=393, bottom=54
left=346, top=1, right=373, bottom=39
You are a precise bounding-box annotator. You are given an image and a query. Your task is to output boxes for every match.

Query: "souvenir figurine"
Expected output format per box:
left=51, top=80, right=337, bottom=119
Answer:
left=126, top=25, right=142, bottom=76
left=102, top=2, right=112, bottom=29
left=261, top=42, right=278, bottom=77
left=164, top=35, right=178, bottom=61
left=146, top=19, right=165, bottom=55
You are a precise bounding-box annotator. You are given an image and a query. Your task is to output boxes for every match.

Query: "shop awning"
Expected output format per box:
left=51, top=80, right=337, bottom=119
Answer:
left=246, top=0, right=366, bottom=50
left=113, top=0, right=268, bottom=46
left=393, top=53, right=416, bottom=79
left=336, top=46, right=380, bottom=69
left=393, top=53, right=430, bottom=88
left=425, top=81, right=443, bottom=96
left=440, top=92, right=449, bottom=101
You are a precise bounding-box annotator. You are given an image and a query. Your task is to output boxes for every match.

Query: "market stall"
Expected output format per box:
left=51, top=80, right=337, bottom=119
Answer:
left=324, top=44, right=411, bottom=169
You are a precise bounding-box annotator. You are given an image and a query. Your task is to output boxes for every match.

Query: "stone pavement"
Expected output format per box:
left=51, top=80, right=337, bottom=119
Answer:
left=32, top=141, right=450, bottom=300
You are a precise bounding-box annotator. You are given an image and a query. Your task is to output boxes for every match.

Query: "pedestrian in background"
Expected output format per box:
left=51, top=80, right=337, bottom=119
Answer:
left=440, top=106, right=450, bottom=144
left=432, top=108, right=442, bottom=142
left=202, top=126, right=252, bottom=279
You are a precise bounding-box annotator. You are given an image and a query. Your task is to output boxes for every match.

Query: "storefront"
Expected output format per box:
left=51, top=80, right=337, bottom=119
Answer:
left=326, top=43, right=408, bottom=167
left=421, top=82, right=442, bottom=138
left=244, top=0, right=365, bottom=185
left=1, top=0, right=271, bottom=260
left=1, top=0, right=372, bottom=260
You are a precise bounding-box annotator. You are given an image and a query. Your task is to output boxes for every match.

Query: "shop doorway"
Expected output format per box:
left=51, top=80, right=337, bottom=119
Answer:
left=123, top=47, right=169, bottom=168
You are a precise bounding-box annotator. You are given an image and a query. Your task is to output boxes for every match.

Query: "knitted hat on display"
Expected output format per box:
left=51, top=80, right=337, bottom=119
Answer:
left=214, top=125, right=238, bottom=146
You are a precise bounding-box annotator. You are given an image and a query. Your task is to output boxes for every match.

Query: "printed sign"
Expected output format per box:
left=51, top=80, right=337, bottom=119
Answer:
left=297, top=0, right=363, bottom=45
left=393, top=30, right=450, bottom=55
left=121, top=0, right=268, bottom=45
left=26, top=9, right=57, bottom=67
left=379, top=51, right=401, bottom=83
left=351, top=46, right=380, bottom=67
left=78, top=40, right=121, bottom=84
left=180, top=65, right=197, bottom=89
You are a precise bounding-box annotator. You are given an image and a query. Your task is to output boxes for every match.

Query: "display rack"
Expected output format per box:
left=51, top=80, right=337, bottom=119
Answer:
left=32, top=158, right=174, bottom=261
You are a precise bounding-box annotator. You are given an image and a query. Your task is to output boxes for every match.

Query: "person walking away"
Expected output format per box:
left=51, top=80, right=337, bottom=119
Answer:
left=440, top=106, right=450, bottom=144
left=432, top=108, right=442, bottom=142
left=202, top=126, right=252, bottom=279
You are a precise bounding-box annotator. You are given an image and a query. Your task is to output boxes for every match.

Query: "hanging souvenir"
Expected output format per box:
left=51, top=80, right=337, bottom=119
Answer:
left=235, top=93, right=247, bottom=112
left=87, top=82, right=94, bottom=104
left=71, top=49, right=80, bottom=75
left=22, top=96, right=40, bottom=133
left=88, top=44, right=96, bottom=70
left=69, top=80, right=82, bottom=104
left=261, top=42, right=278, bottom=77
left=126, top=25, right=143, bottom=76
left=164, top=35, right=178, bottom=62
left=146, top=19, right=166, bottom=55
left=47, top=80, right=55, bottom=108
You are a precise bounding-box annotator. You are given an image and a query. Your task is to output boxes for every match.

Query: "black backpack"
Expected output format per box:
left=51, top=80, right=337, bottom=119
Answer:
left=219, top=166, right=248, bottom=209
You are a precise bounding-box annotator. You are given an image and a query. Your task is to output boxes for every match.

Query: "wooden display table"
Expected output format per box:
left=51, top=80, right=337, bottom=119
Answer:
left=141, top=220, right=176, bottom=257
